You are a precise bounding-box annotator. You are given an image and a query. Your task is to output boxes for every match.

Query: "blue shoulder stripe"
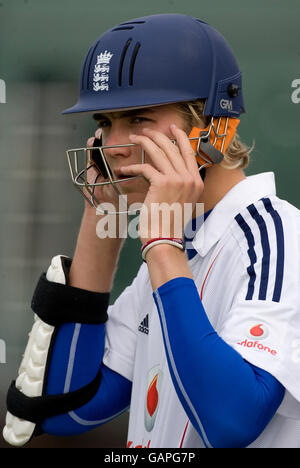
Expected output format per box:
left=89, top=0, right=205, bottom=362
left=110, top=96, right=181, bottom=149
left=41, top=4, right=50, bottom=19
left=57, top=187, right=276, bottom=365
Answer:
left=247, top=204, right=271, bottom=301
left=234, top=199, right=285, bottom=303
left=261, top=198, right=285, bottom=302
left=234, top=213, right=257, bottom=300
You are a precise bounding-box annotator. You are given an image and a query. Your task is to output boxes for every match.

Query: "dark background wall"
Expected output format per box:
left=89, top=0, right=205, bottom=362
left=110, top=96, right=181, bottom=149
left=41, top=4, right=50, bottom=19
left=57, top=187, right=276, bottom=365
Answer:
left=0, top=0, right=299, bottom=448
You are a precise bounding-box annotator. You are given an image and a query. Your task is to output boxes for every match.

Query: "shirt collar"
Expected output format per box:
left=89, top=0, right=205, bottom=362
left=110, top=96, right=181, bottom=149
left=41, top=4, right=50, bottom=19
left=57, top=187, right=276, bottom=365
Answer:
left=184, top=210, right=212, bottom=260
left=192, top=172, right=277, bottom=257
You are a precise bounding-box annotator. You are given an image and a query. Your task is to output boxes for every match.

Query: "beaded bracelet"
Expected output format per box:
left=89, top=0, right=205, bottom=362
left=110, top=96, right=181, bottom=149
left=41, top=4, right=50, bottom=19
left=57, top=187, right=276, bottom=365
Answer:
left=141, top=237, right=185, bottom=262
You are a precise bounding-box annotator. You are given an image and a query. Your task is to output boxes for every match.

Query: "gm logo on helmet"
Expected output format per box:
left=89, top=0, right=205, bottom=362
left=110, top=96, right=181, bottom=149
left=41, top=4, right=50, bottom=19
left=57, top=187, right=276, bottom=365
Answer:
left=247, top=323, right=269, bottom=340
left=144, top=365, right=163, bottom=432
left=220, top=98, right=233, bottom=111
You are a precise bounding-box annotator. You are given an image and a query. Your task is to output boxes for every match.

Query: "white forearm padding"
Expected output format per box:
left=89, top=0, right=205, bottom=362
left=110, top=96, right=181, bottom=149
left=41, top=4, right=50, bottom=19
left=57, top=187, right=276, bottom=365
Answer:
left=3, top=255, right=67, bottom=447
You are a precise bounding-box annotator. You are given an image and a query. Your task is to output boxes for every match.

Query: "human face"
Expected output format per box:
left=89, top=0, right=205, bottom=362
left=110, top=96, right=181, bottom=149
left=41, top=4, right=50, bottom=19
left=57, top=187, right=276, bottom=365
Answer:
left=92, top=104, right=188, bottom=205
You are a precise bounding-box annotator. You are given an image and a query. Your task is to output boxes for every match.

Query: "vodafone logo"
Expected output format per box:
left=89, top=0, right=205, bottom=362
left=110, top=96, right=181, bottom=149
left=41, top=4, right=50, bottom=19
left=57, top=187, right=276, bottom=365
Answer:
left=237, top=323, right=277, bottom=356
left=144, top=365, right=163, bottom=432
left=248, top=323, right=268, bottom=340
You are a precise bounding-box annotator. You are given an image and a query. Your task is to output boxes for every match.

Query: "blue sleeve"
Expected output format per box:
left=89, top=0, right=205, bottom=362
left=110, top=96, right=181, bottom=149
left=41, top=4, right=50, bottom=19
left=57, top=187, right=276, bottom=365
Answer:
left=41, top=322, right=132, bottom=436
left=153, top=277, right=285, bottom=448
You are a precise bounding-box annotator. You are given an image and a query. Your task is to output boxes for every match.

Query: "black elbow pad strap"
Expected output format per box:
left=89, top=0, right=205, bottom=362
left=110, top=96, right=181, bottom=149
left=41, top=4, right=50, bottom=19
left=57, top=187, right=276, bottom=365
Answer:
left=6, top=369, right=102, bottom=424
left=31, top=273, right=110, bottom=326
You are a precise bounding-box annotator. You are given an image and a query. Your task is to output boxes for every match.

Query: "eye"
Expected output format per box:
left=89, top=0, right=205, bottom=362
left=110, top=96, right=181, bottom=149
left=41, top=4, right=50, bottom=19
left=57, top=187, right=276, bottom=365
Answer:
left=131, top=116, right=151, bottom=124
left=97, top=119, right=111, bottom=128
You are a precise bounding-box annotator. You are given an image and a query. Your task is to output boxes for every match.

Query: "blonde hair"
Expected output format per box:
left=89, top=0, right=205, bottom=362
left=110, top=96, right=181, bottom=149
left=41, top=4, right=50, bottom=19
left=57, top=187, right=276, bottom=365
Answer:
left=175, top=100, right=253, bottom=170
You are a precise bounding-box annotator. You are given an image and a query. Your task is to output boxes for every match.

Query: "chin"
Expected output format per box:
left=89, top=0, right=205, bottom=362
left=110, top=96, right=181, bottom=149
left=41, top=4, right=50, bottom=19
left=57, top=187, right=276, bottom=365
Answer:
left=117, top=180, right=148, bottom=206
left=120, top=191, right=146, bottom=208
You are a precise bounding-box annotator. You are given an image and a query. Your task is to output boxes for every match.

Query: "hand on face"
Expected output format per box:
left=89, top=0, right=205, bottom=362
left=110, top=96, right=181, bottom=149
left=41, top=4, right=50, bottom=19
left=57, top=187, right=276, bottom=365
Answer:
left=119, top=124, right=204, bottom=243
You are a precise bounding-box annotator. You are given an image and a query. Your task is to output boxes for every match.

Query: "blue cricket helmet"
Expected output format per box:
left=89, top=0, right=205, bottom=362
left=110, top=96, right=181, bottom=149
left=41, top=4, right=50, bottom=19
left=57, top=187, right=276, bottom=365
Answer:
left=62, top=14, right=245, bottom=118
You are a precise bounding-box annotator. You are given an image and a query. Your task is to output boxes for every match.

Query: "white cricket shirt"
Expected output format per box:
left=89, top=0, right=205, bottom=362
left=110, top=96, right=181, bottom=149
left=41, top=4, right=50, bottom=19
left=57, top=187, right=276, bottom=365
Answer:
left=103, top=172, right=300, bottom=448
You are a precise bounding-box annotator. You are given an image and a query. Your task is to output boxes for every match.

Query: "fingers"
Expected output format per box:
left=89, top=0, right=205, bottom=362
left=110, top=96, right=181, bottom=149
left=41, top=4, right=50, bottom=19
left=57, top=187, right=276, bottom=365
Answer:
left=129, top=131, right=178, bottom=175
left=169, top=124, right=199, bottom=174
left=119, top=162, right=159, bottom=184
left=87, top=137, right=95, bottom=148
left=129, top=126, right=198, bottom=177
left=87, top=128, right=102, bottom=148
left=133, top=127, right=190, bottom=174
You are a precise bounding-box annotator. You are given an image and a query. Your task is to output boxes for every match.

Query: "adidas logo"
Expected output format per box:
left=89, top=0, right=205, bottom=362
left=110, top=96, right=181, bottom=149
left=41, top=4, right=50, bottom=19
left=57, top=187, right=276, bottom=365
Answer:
left=138, top=314, right=149, bottom=335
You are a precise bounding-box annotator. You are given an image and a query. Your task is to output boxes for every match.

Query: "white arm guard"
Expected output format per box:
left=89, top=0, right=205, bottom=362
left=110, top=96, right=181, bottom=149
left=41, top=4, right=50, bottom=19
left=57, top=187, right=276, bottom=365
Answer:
left=3, top=255, right=67, bottom=447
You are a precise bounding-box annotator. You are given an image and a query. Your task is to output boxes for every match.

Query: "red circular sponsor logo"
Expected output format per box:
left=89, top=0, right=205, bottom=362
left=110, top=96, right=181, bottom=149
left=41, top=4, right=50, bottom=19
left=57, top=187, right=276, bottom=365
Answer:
left=144, top=366, right=163, bottom=432
left=147, top=374, right=159, bottom=418
left=248, top=323, right=268, bottom=340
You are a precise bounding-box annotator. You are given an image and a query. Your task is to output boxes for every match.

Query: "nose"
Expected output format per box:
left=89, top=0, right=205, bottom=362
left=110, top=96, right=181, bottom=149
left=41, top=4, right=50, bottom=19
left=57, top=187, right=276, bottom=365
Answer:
left=102, top=124, right=132, bottom=160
